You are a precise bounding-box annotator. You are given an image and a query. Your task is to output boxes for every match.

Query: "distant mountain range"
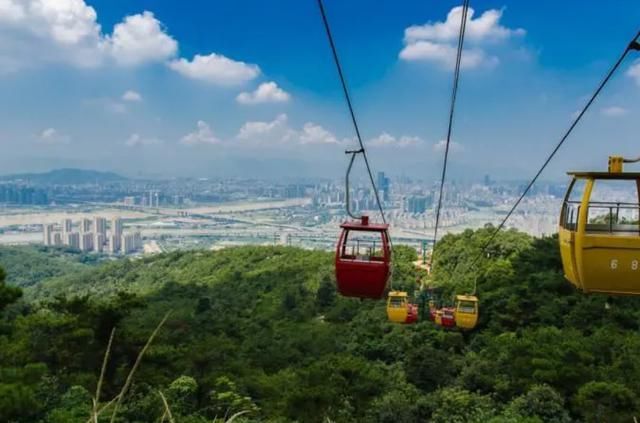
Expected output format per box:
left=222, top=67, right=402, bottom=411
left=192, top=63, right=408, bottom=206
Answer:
left=0, top=168, right=127, bottom=184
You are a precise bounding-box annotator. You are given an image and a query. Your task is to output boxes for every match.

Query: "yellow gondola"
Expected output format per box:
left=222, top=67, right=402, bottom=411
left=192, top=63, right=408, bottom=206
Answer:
left=386, top=291, right=418, bottom=324
left=559, top=156, right=640, bottom=295
left=454, top=294, right=478, bottom=330
left=386, top=291, right=409, bottom=323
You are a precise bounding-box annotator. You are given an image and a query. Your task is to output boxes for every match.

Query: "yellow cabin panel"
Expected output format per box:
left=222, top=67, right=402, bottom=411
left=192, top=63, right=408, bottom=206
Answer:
left=434, top=311, right=443, bottom=326
left=558, top=227, right=580, bottom=289
left=580, top=234, right=640, bottom=295
left=454, top=295, right=479, bottom=330
left=387, top=291, right=409, bottom=323
left=559, top=168, right=640, bottom=296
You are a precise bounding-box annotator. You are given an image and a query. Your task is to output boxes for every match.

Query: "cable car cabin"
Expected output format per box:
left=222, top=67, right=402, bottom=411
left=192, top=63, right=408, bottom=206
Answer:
left=454, top=295, right=478, bottom=330
left=559, top=159, right=640, bottom=295
left=434, top=307, right=456, bottom=328
left=335, top=216, right=391, bottom=299
left=386, top=291, right=419, bottom=324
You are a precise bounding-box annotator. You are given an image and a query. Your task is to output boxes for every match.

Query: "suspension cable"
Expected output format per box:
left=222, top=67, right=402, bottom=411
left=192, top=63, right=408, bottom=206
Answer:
left=316, top=0, right=387, bottom=225
left=432, top=0, right=471, bottom=259
left=452, top=29, right=640, bottom=279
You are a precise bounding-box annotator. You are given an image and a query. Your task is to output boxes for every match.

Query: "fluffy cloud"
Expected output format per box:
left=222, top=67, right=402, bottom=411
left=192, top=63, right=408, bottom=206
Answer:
left=399, top=42, right=495, bottom=69
left=181, top=121, right=220, bottom=146
left=601, top=106, right=628, bottom=117
left=237, top=114, right=290, bottom=142
left=299, top=123, right=341, bottom=145
left=236, top=82, right=290, bottom=104
left=627, top=60, right=640, bottom=87
left=0, top=1, right=176, bottom=69
left=125, top=133, right=161, bottom=147
left=107, top=11, right=177, bottom=66
left=169, top=53, right=260, bottom=85
left=38, top=127, right=70, bottom=144
left=400, top=6, right=524, bottom=69
left=433, top=139, right=464, bottom=153
left=122, top=90, right=142, bottom=102
left=236, top=114, right=344, bottom=146
left=368, top=132, right=424, bottom=148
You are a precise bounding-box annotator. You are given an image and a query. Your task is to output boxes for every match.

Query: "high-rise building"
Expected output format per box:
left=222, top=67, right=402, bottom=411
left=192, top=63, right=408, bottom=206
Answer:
left=43, top=224, right=54, bottom=246
left=121, top=233, right=135, bottom=254
left=80, top=232, right=94, bottom=252
left=80, top=218, right=92, bottom=233
left=94, top=233, right=106, bottom=253
left=279, top=232, right=292, bottom=246
left=53, top=232, right=63, bottom=246
left=111, top=218, right=123, bottom=237
left=133, top=232, right=143, bottom=250
left=406, top=196, right=428, bottom=214
left=62, top=218, right=73, bottom=234
left=66, top=232, right=80, bottom=250
left=94, top=217, right=107, bottom=235
left=377, top=171, right=390, bottom=202
left=109, top=234, right=121, bottom=254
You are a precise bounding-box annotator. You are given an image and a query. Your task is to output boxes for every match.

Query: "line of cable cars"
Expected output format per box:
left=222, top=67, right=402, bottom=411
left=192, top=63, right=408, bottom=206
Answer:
left=335, top=215, right=479, bottom=329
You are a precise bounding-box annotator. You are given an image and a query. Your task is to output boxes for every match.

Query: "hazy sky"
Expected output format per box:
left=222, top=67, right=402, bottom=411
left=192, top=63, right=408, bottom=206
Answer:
left=0, top=0, right=639, bottom=181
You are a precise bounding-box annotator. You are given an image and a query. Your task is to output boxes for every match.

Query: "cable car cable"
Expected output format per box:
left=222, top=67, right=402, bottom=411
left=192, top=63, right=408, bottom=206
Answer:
left=316, top=0, right=387, bottom=226
left=317, top=0, right=398, bottom=292
left=432, top=0, right=471, bottom=258
left=450, top=29, right=640, bottom=278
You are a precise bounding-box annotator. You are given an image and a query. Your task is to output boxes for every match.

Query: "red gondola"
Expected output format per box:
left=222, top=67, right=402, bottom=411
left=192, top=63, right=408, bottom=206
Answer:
left=405, top=304, right=419, bottom=324
left=335, top=216, right=391, bottom=299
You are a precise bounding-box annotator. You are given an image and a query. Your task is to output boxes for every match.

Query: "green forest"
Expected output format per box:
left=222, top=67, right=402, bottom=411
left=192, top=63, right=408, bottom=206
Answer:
left=2, top=227, right=640, bottom=422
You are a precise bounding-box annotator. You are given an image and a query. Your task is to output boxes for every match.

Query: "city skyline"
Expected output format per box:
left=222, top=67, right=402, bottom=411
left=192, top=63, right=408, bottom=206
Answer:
left=0, top=1, right=639, bottom=180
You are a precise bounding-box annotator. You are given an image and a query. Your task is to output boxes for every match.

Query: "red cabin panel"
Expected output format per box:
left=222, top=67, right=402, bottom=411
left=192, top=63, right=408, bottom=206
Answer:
left=335, top=217, right=390, bottom=299
left=405, top=304, right=418, bottom=324
left=441, top=308, right=456, bottom=328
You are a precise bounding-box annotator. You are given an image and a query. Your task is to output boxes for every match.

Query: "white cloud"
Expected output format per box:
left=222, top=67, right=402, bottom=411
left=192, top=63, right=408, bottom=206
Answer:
left=122, top=90, right=142, bottom=102
left=0, top=2, right=177, bottom=69
left=299, top=122, right=340, bottom=145
left=0, top=0, right=26, bottom=22
left=125, top=133, right=161, bottom=147
left=236, top=115, right=344, bottom=146
left=38, top=127, right=70, bottom=144
left=433, top=139, right=464, bottom=153
left=181, top=121, right=220, bottom=146
left=627, top=60, right=640, bottom=87
left=236, top=81, right=290, bottom=104
left=601, top=106, right=628, bottom=117
left=368, top=132, right=424, bottom=148
left=169, top=53, right=260, bottom=85
left=237, top=114, right=290, bottom=142
left=107, top=11, right=177, bottom=66
left=399, top=42, right=496, bottom=69
left=400, top=6, right=524, bottom=69
left=404, top=7, right=524, bottom=44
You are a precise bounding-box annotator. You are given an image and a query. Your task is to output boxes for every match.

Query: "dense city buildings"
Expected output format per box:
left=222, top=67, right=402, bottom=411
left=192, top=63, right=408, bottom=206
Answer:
left=41, top=216, right=142, bottom=255
left=0, top=184, right=48, bottom=205
left=0, top=167, right=578, bottom=254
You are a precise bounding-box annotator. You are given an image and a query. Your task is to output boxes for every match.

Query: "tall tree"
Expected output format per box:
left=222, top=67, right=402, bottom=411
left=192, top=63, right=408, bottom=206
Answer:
left=0, top=266, right=21, bottom=313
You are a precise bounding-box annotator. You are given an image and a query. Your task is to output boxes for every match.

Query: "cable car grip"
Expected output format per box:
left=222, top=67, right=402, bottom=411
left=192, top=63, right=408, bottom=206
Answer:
left=344, top=148, right=365, bottom=220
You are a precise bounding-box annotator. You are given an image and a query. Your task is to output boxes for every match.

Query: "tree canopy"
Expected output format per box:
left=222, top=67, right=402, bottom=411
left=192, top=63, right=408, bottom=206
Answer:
left=1, top=228, right=640, bottom=422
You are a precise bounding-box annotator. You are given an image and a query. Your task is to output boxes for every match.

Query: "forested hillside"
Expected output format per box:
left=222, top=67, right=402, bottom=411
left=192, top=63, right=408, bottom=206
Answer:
left=1, top=227, right=640, bottom=422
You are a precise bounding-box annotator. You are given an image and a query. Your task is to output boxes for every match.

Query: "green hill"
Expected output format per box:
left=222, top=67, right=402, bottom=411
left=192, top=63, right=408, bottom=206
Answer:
left=0, top=245, right=100, bottom=288
left=1, top=228, right=640, bottom=422
left=0, top=168, right=126, bottom=185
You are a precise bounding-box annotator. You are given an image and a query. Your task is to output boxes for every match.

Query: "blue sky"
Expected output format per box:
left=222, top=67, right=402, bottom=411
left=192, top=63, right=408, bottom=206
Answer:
left=0, top=0, right=639, bottom=180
